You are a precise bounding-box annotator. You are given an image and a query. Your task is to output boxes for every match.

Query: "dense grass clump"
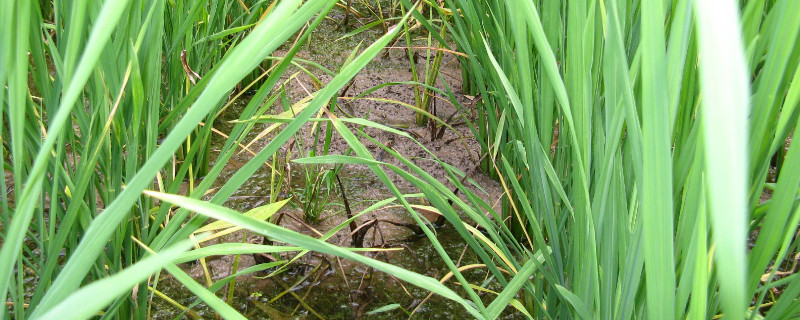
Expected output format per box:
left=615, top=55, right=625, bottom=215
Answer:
left=392, top=0, right=800, bottom=319
left=0, top=0, right=344, bottom=317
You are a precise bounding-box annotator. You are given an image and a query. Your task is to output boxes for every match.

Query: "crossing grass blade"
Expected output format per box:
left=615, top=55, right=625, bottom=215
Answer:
left=142, top=189, right=483, bottom=318
left=37, top=239, right=196, bottom=320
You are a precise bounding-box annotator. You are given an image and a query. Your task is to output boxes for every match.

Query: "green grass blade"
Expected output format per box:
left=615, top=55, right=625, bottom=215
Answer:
left=486, top=257, right=544, bottom=319
left=694, top=0, right=750, bottom=317
left=37, top=239, right=195, bottom=320
left=640, top=1, right=676, bottom=318
left=554, top=285, right=593, bottom=319
left=163, top=264, right=246, bottom=320
left=174, top=244, right=301, bottom=264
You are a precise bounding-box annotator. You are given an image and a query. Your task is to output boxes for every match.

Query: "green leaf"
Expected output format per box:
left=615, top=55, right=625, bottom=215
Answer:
left=694, top=0, right=751, bottom=317
left=366, top=304, right=402, bottom=315
left=38, top=239, right=195, bottom=320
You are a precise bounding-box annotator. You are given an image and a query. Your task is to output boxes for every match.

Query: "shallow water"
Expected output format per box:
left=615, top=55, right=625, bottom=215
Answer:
left=152, top=171, right=514, bottom=319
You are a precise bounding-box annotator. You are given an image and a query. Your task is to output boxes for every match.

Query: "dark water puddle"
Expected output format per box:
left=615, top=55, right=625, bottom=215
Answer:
left=154, top=164, right=507, bottom=319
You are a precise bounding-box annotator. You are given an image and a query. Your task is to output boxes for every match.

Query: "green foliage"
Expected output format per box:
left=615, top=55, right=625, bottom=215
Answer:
left=3, top=0, right=800, bottom=319
left=0, top=0, right=337, bottom=317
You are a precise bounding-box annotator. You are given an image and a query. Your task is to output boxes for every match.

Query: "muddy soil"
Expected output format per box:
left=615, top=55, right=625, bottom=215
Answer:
left=149, top=6, right=515, bottom=320
left=214, top=23, right=504, bottom=209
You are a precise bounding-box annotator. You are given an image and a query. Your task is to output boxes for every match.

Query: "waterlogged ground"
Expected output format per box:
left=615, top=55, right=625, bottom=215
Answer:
left=149, top=3, right=521, bottom=320
left=154, top=171, right=510, bottom=319
left=152, top=174, right=502, bottom=319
